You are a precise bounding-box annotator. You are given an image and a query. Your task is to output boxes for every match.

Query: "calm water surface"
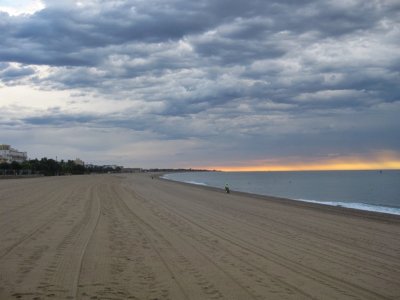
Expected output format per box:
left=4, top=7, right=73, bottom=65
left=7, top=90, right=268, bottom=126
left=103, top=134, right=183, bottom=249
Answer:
left=162, top=170, right=400, bottom=215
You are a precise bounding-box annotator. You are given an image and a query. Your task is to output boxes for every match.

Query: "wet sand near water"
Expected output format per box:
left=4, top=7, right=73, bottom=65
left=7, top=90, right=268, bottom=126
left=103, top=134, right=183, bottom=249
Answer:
left=0, top=173, right=399, bottom=299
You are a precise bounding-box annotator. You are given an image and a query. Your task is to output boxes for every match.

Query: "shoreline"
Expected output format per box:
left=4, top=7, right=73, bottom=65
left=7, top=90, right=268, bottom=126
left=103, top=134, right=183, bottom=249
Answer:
left=159, top=174, right=400, bottom=222
left=158, top=170, right=400, bottom=217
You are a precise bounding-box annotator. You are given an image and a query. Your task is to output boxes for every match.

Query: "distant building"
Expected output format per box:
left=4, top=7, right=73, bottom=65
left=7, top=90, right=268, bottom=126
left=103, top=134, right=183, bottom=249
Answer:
left=122, top=168, right=142, bottom=173
left=74, top=158, right=84, bottom=166
left=104, top=165, right=120, bottom=170
left=0, top=144, right=27, bottom=163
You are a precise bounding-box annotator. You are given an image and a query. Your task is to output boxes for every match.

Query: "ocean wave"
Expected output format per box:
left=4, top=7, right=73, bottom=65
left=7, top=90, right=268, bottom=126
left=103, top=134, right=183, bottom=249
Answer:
left=161, top=175, right=207, bottom=186
left=295, top=199, right=400, bottom=216
left=161, top=172, right=400, bottom=216
left=183, top=180, right=207, bottom=186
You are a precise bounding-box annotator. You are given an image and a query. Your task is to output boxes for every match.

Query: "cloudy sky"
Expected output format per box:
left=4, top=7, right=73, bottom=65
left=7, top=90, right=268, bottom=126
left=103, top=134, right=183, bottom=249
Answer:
left=0, top=0, right=399, bottom=170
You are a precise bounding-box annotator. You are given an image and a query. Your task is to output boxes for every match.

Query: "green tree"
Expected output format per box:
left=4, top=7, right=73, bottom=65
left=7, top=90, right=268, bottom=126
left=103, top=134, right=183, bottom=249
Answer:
left=10, top=161, right=21, bottom=175
left=20, top=161, right=32, bottom=175
left=29, top=159, right=40, bottom=174
left=0, top=162, right=10, bottom=175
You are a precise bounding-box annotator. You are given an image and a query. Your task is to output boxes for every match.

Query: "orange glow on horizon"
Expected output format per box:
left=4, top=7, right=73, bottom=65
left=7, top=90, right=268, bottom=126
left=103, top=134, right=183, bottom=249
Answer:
left=202, top=151, right=400, bottom=172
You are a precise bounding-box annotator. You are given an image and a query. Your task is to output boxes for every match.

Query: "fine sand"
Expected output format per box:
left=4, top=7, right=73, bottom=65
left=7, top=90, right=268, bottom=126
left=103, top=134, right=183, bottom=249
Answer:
left=0, top=174, right=399, bottom=300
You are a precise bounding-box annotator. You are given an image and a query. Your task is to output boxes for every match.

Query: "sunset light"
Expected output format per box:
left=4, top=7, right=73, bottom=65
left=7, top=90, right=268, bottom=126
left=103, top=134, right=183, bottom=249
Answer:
left=207, top=151, right=400, bottom=172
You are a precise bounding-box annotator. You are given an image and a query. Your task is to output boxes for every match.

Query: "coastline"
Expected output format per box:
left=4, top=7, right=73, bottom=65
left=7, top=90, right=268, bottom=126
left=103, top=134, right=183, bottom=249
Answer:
left=1, top=173, right=399, bottom=299
left=160, top=171, right=400, bottom=217
left=159, top=174, right=400, bottom=222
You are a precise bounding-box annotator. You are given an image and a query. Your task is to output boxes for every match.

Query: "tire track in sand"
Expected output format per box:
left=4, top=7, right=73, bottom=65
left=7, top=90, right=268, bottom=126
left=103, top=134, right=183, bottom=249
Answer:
left=109, top=184, right=191, bottom=300
left=112, top=184, right=268, bottom=300
left=122, top=187, right=316, bottom=300
left=168, top=194, right=400, bottom=287
left=0, top=187, right=75, bottom=260
left=36, top=181, right=101, bottom=299
left=127, top=185, right=394, bottom=300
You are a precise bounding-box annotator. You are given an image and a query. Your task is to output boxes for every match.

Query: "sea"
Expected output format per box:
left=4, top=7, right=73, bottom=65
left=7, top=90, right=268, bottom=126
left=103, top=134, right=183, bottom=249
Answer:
left=162, top=170, right=400, bottom=216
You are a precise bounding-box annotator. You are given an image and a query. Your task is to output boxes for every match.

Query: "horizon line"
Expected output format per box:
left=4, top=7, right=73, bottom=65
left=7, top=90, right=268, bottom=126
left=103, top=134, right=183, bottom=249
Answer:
left=208, top=167, right=400, bottom=172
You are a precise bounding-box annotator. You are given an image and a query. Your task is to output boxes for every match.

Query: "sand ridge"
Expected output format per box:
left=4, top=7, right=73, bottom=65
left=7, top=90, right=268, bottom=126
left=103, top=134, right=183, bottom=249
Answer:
left=0, top=173, right=399, bottom=299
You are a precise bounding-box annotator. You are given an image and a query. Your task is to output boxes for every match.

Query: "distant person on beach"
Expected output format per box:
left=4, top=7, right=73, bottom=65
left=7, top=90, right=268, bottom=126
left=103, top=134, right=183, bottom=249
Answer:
left=225, top=184, right=230, bottom=194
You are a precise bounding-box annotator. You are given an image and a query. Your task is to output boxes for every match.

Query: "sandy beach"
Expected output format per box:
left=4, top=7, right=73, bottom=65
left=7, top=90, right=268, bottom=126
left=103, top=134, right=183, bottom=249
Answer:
left=0, top=173, right=399, bottom=300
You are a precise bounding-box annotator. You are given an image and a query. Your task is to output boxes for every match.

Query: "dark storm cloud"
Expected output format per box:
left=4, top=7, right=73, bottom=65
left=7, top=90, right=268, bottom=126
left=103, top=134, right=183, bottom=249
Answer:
left=0, top=0, right=395, bottom=67
left=0, top=0, right=220, bottom=66
left=1, top=0, right=399, bottom=165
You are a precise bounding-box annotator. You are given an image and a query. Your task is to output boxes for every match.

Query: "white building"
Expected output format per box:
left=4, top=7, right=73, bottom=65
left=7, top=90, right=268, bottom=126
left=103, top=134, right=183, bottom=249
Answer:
left=74, top=158, right=84, bottom=166
left=0, top=144, right=28, bottom=163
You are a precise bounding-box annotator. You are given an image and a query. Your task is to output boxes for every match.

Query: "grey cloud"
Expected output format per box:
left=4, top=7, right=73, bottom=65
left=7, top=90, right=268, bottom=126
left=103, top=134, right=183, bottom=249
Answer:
left=22, top=114, right=97, bottom=126
left=1, top=0, right=400, bottom=166
left=192, top=36, right=286, bottom=66
left=0, top=64, right=36, bottom=82
left=1, top=0, right=395, bottom=67
left=0, top=1, right=221, bottom=67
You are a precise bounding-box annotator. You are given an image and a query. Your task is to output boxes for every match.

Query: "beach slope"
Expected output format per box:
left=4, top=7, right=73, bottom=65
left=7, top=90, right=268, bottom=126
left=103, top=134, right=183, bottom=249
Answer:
left=0, top=174, right=399, bottom=299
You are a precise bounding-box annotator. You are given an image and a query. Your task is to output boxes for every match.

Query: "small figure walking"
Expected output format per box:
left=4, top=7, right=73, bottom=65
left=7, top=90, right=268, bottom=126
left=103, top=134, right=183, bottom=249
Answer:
left=225, top=183, right=230, bottom=194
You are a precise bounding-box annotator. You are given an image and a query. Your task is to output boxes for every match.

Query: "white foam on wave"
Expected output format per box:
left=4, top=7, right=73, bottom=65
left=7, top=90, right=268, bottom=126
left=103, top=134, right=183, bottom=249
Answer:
left=295, top=199, right=400, bottom=216
left=161, top=175, right=207, bottom=186
left=183, top=180, right=208, bottom=186
left=161, top=174, right=400, bottom=216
